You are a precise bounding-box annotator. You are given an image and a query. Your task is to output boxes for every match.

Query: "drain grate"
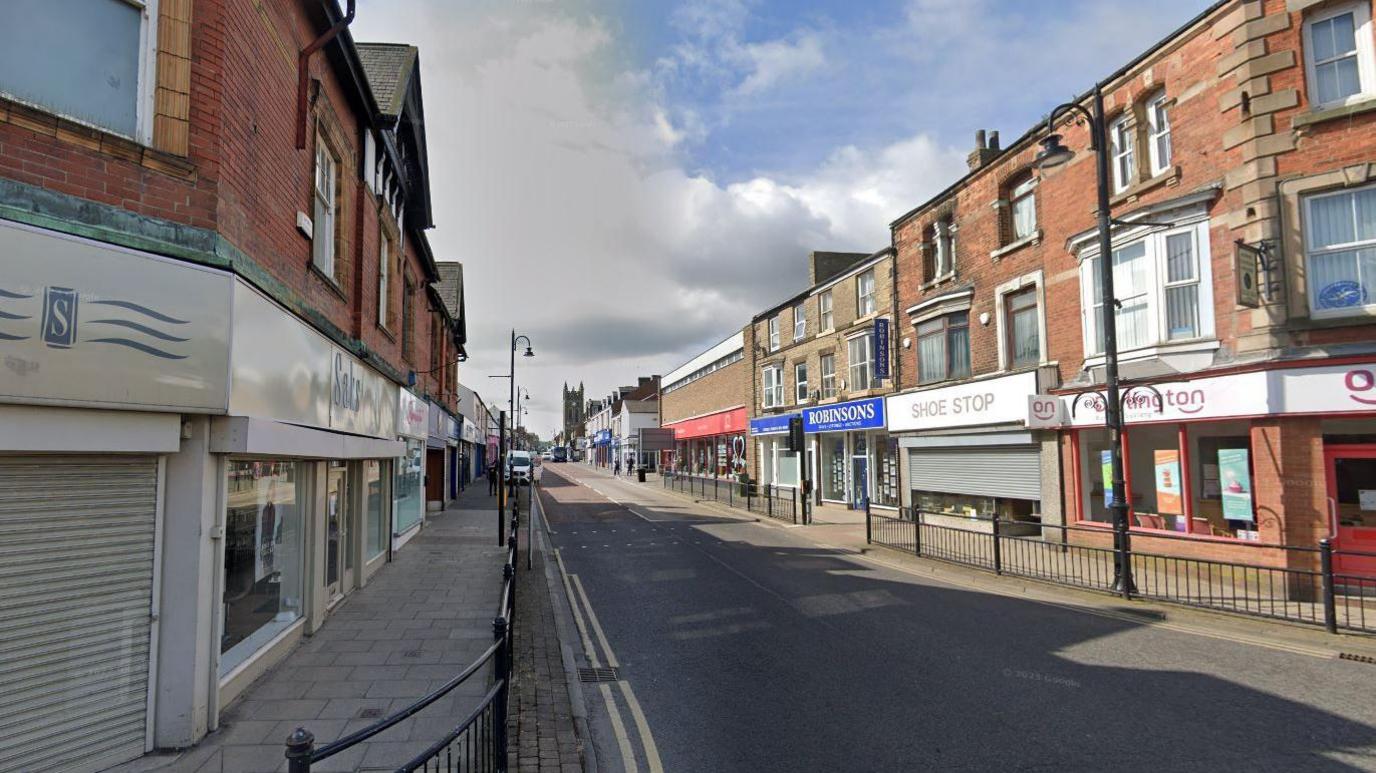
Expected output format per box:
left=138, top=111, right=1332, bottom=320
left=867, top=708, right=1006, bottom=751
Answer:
left=578, top=667, right=621, bottom=683
left=357, top=707, right=385, bottom=719
left=1339, top=652, right=1376, bottom=665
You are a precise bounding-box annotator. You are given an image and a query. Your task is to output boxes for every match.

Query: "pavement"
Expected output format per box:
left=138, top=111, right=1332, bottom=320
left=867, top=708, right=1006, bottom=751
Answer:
left=541, top=461, right=1376, bottom=772
left=111, top=485, right=534, bottom=773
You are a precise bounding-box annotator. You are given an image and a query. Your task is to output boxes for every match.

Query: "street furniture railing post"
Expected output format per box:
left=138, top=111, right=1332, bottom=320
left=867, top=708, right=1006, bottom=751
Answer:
left=285, top=728, right=315, bottom=773
left=991, top=514, right=1003, bottom=575
left=865, top=497, right=872, bottom=544
left=492, top=615, right=510, bottom=771
left=1320, top=539, right=1339, bottom=634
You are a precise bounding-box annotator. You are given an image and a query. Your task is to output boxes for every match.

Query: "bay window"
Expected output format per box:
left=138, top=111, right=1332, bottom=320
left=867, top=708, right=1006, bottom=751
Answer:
left=916, top=312, right=970, bottom=384
left=762, top=365, right=784, bottom=408
left=1303, top=2, right=1375, bottom=108
left=820, top=353, right=837, bottom=398
left=847, top=332, right=873, bottom=391
left=1080, top=219, right=1213, bottom=357
left=1110, top=114, right=1135, bottom=193
left=1303, top=183, right=1376, bottom=317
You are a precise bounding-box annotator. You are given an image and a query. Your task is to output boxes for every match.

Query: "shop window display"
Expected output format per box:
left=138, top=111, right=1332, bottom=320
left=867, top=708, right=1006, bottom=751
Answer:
left=221, top=460, right=304, bottom=674
left=913, top=490, right=1037, bottom=521
left=822, top=435, right=847, bottom=500
left=874, top=434, right=900, bottom=507
left=395, top=440, right=424, bottom=535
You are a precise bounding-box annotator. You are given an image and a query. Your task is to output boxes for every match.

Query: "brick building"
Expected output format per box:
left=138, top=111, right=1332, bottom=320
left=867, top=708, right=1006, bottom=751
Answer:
left=660, top=330, right=752, bottom=477
left=747, top=249, right=901, bottom=511
left=885, top=0, right=1376, bottom=572
left=0, top=2, right=467, bottom=768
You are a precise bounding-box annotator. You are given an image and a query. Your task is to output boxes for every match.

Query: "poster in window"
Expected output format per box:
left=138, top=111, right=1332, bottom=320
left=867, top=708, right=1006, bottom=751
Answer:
left=1218, top=448, right=1253, bottom=522
left=1101, top=450, right=1114, bottom=506
left=256, top=498, right=278, bottom=582
left=1154, top=449, right=1182, bottom=515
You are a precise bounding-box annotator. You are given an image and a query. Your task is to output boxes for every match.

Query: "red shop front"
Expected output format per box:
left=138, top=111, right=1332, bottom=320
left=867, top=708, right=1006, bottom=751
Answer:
left=662, top=407, right=749, bottom=478
left=1039, top=360, right=1376, bottom=577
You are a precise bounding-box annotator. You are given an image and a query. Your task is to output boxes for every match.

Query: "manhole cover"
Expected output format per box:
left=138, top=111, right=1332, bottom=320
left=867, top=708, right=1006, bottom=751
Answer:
left=357, top=707, right=385, bottom=719
left=578, top=667, right=620, bottom=683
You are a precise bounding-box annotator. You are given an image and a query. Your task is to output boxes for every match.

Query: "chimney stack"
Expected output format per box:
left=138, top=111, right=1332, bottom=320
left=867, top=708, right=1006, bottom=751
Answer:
left=967, top=128, right=1001, bottom=170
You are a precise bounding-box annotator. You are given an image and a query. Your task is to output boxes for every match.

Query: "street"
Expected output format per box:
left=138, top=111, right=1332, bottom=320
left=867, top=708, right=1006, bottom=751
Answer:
left=538, top=464, right=1376, bottom=773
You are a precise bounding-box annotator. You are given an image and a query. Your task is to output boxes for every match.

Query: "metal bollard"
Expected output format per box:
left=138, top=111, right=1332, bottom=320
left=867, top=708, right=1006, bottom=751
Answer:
left=1320, top=539, right=1338, bottom=634
left=864, top=497, right=872, bottom=544
left=991, top=515, right=1002, bottom=575
left=285, top=727, right=315, bottom=773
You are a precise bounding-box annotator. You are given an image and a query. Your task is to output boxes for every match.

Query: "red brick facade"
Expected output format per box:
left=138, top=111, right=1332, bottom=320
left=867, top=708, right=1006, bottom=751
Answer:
left=0, top=0, right=458, bottom=409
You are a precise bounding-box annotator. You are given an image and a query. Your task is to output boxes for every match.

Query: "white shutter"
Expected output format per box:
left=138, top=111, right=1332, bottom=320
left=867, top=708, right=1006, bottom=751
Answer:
left=908, top=446, right=1042, bottom=502
left=0, top=456, right=158, bottom=773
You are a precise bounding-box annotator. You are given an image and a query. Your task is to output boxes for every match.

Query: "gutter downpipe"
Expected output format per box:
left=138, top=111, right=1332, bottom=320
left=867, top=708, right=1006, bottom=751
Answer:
left=296, top=0, right=357, bottom=150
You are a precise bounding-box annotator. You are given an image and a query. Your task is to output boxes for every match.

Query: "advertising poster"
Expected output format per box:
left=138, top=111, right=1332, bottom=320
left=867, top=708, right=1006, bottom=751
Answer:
left=1218, top=448, right=1253, bottom=522
left=1154, top=449, right=1182, bottom=515
left=1101, top=450, right=1114, bottom=507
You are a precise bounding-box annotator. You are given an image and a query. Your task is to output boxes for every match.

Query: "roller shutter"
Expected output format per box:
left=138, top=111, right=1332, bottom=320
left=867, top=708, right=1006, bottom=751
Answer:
left=0, top=456, right=158, bottom=773
left=908, top=445, right=1041, bottom=501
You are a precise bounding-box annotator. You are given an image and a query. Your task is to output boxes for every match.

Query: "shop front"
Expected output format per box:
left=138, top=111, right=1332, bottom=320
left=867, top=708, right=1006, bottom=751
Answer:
left=0, top=219, right=233, bottom=772
left=801, top=397, right=891, bottom=509
left=1033, top=361, right=1376, bottom=573
left=396, top=389, right=428, bottom=548
left=593, top=429, right=612, bottom=466
left=664, top=407, right=748, bottom=477
left=887, top=371, right=1050, bottom=532
left=425, top=401, right=451, bottom=511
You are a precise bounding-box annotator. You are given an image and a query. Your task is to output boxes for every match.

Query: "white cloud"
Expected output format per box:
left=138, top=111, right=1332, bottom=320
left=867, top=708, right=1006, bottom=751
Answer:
left=732, top=33, right=826, bottom=96
left=351, top=2, right=963, bottom=437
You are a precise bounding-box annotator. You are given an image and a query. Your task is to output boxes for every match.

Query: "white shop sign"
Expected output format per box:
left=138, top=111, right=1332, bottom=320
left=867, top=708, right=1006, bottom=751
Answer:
left=0, top=220, right=232, bottom=411
left=228, top=282, right=398, bottom=439
left=886, top=371, right=1037, bottom=432
left=397, top=388, right=428, bottom=439
left=1030, top=362, right=1376, bottom=428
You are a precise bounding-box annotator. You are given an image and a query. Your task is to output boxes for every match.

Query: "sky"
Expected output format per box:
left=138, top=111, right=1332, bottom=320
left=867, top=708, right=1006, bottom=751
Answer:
left=350, top=0, right=1213, bottom=439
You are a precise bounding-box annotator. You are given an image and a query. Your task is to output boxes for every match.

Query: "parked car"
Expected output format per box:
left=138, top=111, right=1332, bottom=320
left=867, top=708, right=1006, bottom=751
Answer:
left=505, top=451, right=534, bottom=485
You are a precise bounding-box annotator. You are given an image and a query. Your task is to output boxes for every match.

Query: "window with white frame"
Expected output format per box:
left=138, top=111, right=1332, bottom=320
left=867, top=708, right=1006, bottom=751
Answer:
left=1005, top=287, right=1040, bottom=368
left=856, top=270, right=877, bottom=316
left=1303, top=2, right=1376, bottom=108
left=933, top=217, right=956, bottom=278
left=794, top=362, right=809, bottom=402
left=793, top=303, right=806, bottom=340
left=1110, top=114, right=1135, bottom=193
left=762, top=365, right=784, bottom=408
left=847, top=333, right=873, bottom=392
left=1303, top=183, right=1376, bottom=316
left=819, top=291, right=834, bottom=331
left=313, top=140, right=339, bottom=280
left=1010, top=176, right=1037, bottom=241
left=1080, top=219, right=1213, bottom=356
left=916, top=313, right=970, bottom=384
left=768, top=315, right=781, bottom=350
left=378, top=233, right=390, bottom=328
left=820, top=353, right=837, bottom=398
left=0, top=0, right=157, bottom=141
left=1146, top=91, right=1172, bottom=176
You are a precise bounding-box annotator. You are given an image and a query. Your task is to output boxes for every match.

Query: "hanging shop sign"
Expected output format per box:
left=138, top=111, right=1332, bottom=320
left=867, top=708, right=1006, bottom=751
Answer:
left=802, top=397, right=885, bottom=433
left=873, top=318, right=890, bottom=380
left=1029, top=362, right=1376, bottom=428
left=397, top=388, right=428, bottom=439
left=593, top=429, right=612, bottom=445
left=0, top=219, right=233, bottom=411
left=887, top=371, right=1037, bottom=432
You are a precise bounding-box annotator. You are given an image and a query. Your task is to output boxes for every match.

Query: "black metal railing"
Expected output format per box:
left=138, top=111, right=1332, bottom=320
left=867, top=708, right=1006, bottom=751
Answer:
left=661, top=470, right=799, bottom=524
left=285, top=488, right=524, bottom=772
left=867, top=508, right=1376, bottom=636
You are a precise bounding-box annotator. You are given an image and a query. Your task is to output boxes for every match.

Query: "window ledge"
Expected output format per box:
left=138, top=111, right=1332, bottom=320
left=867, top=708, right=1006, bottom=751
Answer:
left=921, top=272, right=957, bottom=291
left=1294, top=307, right=1376, bottom=328
left=990, top=230, right=1043, bottom=261
left=852, top=311, right=879, bottom=327
left=1291, top=96, right=1376, bottom=129
left=1080, top=338, right=1220, bottom=369
left=375, top=323, right=396, bottom=343
left=1108, top=165, right=1181, bottom=208
left=815, top=328, right=836, bottom=339
left=309, top=262, right=348, bottom=302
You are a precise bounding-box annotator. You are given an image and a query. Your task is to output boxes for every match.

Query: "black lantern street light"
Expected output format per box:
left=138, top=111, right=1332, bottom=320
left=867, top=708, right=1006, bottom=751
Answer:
left=1034, top=83, right=1134, bottom=596
left=505, top=331, right=533, bottom=541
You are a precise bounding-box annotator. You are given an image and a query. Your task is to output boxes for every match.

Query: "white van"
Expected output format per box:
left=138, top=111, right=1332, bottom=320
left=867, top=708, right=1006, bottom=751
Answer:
left=506, top=450, right=534, bottom=485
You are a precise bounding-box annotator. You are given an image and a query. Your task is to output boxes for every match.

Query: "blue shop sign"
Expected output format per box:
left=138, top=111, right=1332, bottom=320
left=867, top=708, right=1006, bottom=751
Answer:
left=594, top=429, right=612, bottom=445
left=802, top=397, right=885, bottom=433
left=748, top=413, right=797, bottom=436
left=873, top=318, right=890, bottom=380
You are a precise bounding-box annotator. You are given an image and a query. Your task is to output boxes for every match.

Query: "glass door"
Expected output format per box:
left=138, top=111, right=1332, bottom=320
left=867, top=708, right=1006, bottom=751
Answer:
left=326, top=462, right=350, bottom=599
left=1325, top=446, right=1376, bottom=579
left=851, top=435, right=869, bottom=509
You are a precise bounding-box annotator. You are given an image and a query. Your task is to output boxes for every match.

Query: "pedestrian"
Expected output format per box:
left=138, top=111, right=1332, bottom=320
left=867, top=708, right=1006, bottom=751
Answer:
left=614, top=458, right=621, bottom=477
left=487, top=463, right=498, bottom=495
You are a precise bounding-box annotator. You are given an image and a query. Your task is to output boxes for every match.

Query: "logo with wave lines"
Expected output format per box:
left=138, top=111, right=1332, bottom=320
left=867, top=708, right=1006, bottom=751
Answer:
left=0, top=286, right=191, bottom=361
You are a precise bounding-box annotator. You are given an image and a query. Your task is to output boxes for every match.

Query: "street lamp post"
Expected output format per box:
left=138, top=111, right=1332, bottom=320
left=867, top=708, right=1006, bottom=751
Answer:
left=1034, top=83, right=1134, bottom=597
left=506, top=331, right=534, bottom=543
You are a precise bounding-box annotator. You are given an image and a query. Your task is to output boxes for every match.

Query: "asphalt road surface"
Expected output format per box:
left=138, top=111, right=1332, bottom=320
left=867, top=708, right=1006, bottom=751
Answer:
left=536, top=463, right=1376, bottom=773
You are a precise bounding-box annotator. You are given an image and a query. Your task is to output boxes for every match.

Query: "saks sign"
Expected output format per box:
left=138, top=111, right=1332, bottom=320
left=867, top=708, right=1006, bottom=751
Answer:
left=397, top=388, right=428, bottom=439
left=886, top=371, right=1037, bottom=432
left=1028, top=362, right=1376, bottom=428
left=0, top=220, right=232, bottom=411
